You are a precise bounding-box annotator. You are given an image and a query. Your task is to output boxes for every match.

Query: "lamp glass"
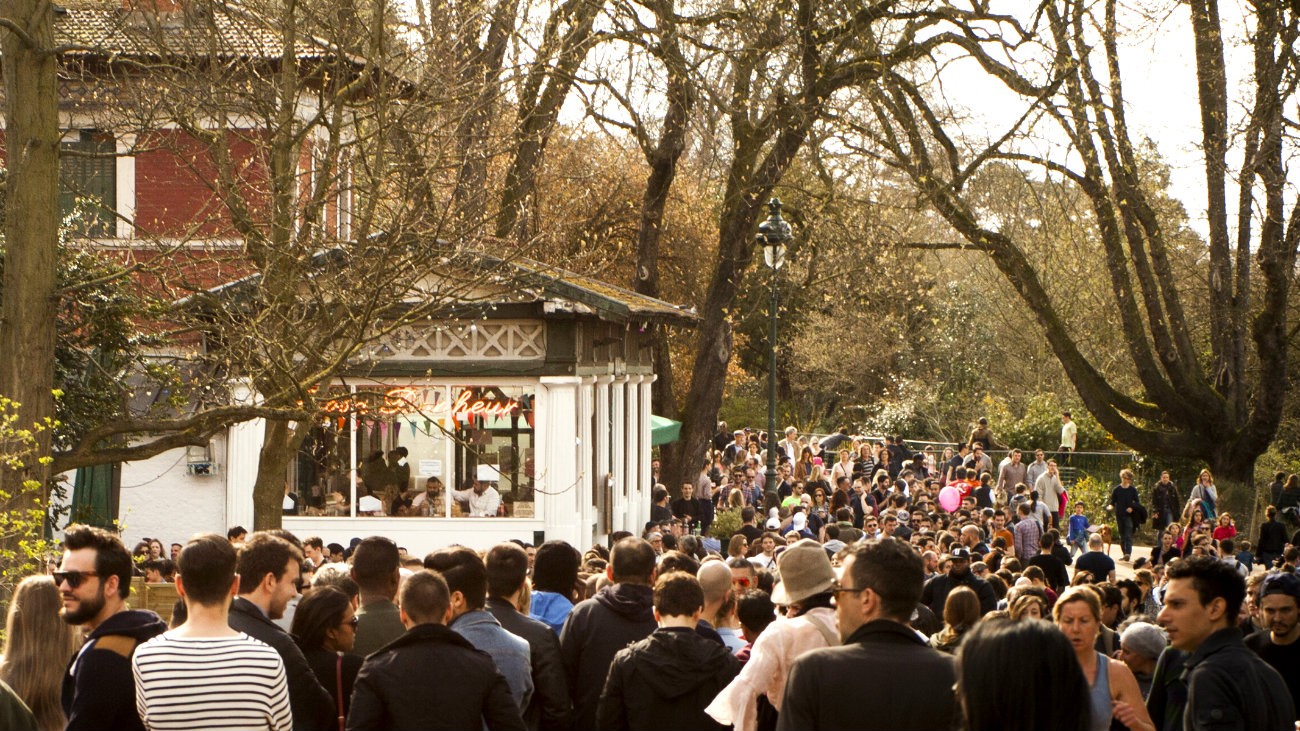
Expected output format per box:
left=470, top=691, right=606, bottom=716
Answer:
left=763, top=243, right=786, bottom=270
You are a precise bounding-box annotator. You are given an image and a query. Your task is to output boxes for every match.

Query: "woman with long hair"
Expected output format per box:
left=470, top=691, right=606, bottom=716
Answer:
left=292, top=586, right=361, bottom=725
left=852, top=443, right=873, bottom=481
left=1212, top=513, right=1237, bottom=542
left=728, top=534, right=750, bottom=560
left=794, top=447, right=814, bottom=482
left=1190, top=468, right=1218, bottom=520
left=958, top=618, right=1090, bottom=731
left=929, top=586, right=981, bottom=654
left=1009, top=592, right=1048, bottom=621
left=1053, top=587, right=1155, bottom=731
left=0, top=575, right=78, bottom=731
left=1181, top=508, right=1209, bottom=556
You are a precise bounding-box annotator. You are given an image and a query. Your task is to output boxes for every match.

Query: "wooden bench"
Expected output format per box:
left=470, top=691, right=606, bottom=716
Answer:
left=129, top=577, right=178, bottom=625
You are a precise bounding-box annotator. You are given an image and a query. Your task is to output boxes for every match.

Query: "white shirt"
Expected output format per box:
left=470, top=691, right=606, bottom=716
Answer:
left=706, top=607, right=838, bottom=731
left=451, top=485, right=502, bottom=516
left=1061, top=420, right=1078, bottom=449
left=410, top=490, right=445, bottom=515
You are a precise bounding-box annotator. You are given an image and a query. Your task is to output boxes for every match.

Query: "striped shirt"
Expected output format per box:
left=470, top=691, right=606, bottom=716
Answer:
left=132, top=632, right=293, bottom=731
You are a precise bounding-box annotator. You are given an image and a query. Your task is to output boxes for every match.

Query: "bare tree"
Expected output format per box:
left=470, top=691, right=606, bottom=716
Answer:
left=2, top=0, right=533, bottom=530
left=663, top=0, right=1000, bottom=488
left=865, top=0, right=1300, bottom=486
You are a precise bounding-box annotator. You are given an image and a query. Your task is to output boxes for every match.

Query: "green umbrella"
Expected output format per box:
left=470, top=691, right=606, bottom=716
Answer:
left=650, top=414, right=682, bottom=446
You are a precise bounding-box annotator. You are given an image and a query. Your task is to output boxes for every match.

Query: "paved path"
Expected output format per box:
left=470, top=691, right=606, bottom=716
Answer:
left=1098, top=545, right=1151, bottom=581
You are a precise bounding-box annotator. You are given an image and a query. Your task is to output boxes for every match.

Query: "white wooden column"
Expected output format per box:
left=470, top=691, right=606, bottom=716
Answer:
left=539, top=377, right=581, bottom=547
left=594, top=376, right=613, bottom=543
left=624, top=376, right=643, bottom=535
left=224, top=381, right=262, bottom=530
left=610, top=376, right=626, bottom=534
left=640, top=376, right=656, bottom=533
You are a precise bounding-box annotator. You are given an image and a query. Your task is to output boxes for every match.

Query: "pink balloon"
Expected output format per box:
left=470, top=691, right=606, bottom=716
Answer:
left=938, top=486, right=961, bottom=513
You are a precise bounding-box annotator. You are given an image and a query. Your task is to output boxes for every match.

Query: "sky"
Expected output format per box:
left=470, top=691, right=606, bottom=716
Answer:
left=937, top=0, right=1256, bottom=238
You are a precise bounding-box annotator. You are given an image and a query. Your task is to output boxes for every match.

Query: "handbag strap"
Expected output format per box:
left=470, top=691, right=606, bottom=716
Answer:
left=809, top=613, right=839, bottom=648
left=336, top=653, right=346, bottom=731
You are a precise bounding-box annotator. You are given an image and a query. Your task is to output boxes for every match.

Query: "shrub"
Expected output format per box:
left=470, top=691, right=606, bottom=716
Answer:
left=709, top=506, right=743, bottom=541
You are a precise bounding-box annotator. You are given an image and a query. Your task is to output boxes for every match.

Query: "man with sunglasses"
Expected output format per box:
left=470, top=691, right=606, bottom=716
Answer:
left=58, top=525, right=167, bottom=731
left=777, top=539, right=956, bottom=731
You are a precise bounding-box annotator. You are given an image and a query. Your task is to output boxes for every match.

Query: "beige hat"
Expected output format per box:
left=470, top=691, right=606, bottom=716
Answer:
left=771, top=538, right=835, bottom=605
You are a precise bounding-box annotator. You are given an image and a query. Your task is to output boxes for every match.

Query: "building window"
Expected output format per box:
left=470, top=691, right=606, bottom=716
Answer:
left=60, top=130, right=117, bottom=237
left=287, top=383, right=536, bottom=519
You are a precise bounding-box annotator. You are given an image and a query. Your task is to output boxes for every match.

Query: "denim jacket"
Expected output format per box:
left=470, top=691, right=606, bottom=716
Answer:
left=449, top=609, right=534, bottom=712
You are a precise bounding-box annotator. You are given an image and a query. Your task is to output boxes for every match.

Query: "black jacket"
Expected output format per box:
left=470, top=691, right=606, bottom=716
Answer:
left=1146, top=647, right=1187, bottom=731
left=346, top=622, right=526, bottom=731
left=1153, top=481, right=1181, bottom=517
left=920, top=571, right=997, bottom=617
left=778, top=620, right=956, bottom=731
left=229, top=596, right=335, bottom=731
left=1257, top=519, right=1288, bottom=557
left=1182, top=627, right=1294, bottom=731
left=558, top=583, right=656, bottom=731
left=596, top=626, right=740, bottom=731
left=486, top=598, right=571, bottom=731
left=62, top=608, right=166, bottom=731
left=302, top=647, right=362, bottom=721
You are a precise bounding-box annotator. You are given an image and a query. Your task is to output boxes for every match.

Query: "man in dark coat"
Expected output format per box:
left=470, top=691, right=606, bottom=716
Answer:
left=920, top=547, right=997, bottom=617
left=347, top=570, right=525, bottom=731
left=1157, top=557, right=1294, bottom=730
left=484, top=543, right=571, bottom=731
left=778, top=539, right=956, bottom=731
left=58, top=525, right=167, bottom=731
left=228, top=532, right=334, bottom=731
left=596, top=572, right=741, bottom=731
left=559, top=537, right=658, bottom=731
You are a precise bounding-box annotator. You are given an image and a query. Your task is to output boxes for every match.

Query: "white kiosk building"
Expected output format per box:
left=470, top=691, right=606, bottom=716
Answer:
left=97, top=263, right=693, bottom=555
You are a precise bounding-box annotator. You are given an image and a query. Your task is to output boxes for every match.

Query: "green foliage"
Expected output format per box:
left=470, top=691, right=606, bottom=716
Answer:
left=858, top=387, right=1121, bottom=452
left=1068, top=474, right=1117, bottom=535
left=0, top=396, right=59, bottom=594
left=708, top=506, right=742, bottom=541
left=981, top=394, right=1118, bottom=452
left=717, top=377, right=807, bottom=434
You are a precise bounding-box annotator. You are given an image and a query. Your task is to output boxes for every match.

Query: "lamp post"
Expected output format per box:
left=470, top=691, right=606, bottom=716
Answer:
left=756, top=197, right=790, bottom=503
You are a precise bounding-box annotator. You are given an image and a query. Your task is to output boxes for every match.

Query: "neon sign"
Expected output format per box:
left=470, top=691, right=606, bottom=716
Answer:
left=320, top=387, right=520, bottom=418
left=450, top=389, right=519, bottom=417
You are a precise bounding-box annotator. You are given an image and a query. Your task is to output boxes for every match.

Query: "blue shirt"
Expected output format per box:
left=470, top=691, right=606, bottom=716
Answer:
left=1068, top=513, right=1090, bottom=542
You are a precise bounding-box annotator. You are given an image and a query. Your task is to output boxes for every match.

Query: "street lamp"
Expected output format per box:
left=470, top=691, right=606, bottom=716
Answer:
left=756, top=197, right=790, bottom=504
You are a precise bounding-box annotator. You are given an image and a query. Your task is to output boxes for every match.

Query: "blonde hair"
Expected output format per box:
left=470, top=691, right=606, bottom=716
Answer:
left=1, top=575, right=78, bottom=731
left=1052, top=585, right=1102, bottom=623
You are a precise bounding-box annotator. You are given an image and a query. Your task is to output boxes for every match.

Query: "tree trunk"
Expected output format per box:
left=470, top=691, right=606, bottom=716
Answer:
left=0, top=0, right=59, bottom=562
left=251, top=418, right=297, bottom=531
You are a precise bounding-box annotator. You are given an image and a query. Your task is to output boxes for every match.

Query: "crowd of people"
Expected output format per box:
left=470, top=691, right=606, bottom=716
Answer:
left=0, top=419, right=1298, bottom=730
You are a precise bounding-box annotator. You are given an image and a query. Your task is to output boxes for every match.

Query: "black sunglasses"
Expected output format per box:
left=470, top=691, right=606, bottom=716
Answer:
left=53, top=570, right=99, bottom=589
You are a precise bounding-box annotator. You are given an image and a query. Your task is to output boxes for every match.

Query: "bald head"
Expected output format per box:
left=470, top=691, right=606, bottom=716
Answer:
left=697, top=560, right=733, bottom=605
